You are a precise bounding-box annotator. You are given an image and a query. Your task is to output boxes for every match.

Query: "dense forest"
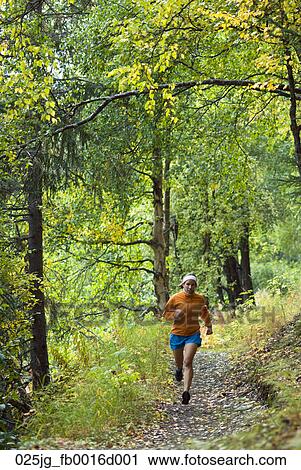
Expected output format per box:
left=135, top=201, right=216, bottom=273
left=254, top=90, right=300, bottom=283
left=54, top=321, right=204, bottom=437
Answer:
left=1, top=0, right=301, bottom=450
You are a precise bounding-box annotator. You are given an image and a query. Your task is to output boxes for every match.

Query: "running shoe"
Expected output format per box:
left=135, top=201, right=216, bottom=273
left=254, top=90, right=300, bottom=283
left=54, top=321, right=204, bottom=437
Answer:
left=175, top=368, right=183, bottom=381
left=182, top=390, right=190, bottom=405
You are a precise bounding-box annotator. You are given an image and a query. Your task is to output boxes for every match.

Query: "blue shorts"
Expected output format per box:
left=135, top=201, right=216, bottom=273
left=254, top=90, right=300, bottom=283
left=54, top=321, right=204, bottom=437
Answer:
left=169, top=331, right=202, bottom=350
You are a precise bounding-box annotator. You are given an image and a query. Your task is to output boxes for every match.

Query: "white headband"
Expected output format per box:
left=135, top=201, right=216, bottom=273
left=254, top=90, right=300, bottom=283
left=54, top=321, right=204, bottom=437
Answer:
left=179, top=274, right=197, bottom=286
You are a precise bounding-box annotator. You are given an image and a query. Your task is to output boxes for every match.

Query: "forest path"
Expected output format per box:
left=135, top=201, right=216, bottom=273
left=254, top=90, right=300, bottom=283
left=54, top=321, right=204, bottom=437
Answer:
left=129, top=350, right=265, bottom=449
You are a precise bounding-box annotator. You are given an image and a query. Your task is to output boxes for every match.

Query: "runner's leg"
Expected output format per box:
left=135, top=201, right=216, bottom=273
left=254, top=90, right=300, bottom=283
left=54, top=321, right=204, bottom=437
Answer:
left=173, top=347, right=184, bottom=370
left=183, top=343, right=198, bottom=392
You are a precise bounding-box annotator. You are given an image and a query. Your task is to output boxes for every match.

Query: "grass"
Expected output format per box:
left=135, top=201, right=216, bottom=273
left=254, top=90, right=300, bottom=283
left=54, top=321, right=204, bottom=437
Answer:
left=206, top=331, right=301, bottom=449
left=204, top=286, right=301, bottom=353
left=18, top=319, right=173, bottom=449
left=200, top=285, right=301, bottom=450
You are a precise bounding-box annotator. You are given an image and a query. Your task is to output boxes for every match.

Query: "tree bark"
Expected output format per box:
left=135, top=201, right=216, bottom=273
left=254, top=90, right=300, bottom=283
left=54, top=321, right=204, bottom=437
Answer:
left=202, top=188, right=211, bottom=266
left=27, top=152, right=50, bottom=389
left=223, top=254, right=243, bottom=306
left=26, top=2, right=50, bottom=390
left=286, top=55, right=301, bottom=179
left=239, top=224, right=255, bottom=304
left=163, top=157, right=171, bottom=293
left=216, top=276, right=225, bottom=304
left=151, top=143, right=169, bottom=313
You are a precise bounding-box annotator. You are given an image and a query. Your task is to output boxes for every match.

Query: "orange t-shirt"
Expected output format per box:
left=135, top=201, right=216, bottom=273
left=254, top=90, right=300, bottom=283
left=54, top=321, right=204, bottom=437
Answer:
left=163, top=291, right=211, bottom=336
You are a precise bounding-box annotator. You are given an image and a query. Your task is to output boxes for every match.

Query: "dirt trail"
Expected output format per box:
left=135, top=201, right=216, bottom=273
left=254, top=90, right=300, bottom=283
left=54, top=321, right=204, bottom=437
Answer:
left=130, top=350, right=265, bottom=449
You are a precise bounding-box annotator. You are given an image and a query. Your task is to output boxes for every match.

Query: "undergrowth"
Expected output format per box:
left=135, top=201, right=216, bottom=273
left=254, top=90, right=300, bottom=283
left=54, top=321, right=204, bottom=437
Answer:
left=18, top=318, right=172, bottom=449
left=202, top=285, right=301, bottom=450
left=18, top=285, right=301, bottom=450
left=204, top=286, right=301, bottom=353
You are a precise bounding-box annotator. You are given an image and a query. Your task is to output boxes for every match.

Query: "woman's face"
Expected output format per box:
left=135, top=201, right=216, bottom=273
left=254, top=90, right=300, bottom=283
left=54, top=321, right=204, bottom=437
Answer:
left=183, top=280, right=196, bottom=295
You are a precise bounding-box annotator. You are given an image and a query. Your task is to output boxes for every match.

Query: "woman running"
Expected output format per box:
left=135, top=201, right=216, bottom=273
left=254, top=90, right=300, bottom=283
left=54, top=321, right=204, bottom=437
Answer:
left=163, top=273, right=213, bottom=404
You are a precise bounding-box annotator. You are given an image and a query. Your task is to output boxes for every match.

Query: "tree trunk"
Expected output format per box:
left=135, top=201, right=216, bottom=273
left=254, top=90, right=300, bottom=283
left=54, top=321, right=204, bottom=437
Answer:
left=286, top=55, right=301, bottom=180
left=151, top=144, right=169, bottom=313
left=223, top=254, right=243, bottom=306
left=26, top=1, right=50, bottom=389
left=27, top=152, right=50, bottom=389
left=202, top=188, right=211, bottom=266
left=216, top=276, right=225, bottom=304
left=239, top=224, right=255, bottom=304
left=163, top=157, right=171, bottom=294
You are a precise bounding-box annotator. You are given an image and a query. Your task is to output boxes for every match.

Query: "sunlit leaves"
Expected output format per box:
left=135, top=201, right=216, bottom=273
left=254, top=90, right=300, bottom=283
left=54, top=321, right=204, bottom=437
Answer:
left=0, top=0, right=61, bottom=153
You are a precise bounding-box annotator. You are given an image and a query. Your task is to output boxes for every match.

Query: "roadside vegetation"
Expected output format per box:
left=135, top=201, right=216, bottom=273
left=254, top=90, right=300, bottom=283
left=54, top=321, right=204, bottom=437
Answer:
left=203, top=284, right=301, bottom=450
left=17, top=320, right=172, bottom=449
left=16, top=283, right=301, bottom=450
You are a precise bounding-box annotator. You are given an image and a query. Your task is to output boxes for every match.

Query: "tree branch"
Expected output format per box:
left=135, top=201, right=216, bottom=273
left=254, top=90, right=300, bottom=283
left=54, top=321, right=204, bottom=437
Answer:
left=52, top=78, right=301, bottom=135
left=94, top=258, right=155, bottom=274
left=100, top=239, right=153, bottom=247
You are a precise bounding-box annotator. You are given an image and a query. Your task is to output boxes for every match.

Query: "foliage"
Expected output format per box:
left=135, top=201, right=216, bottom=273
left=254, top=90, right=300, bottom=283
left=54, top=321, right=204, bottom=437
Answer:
left=1, top=0, right=301, bottom=450
left=0, top=0, right=59, bottom=159
left=0, top=243, right=32, bottom=449
left=199, top=284, right=301, bottom=449
left=208, top=283, right=301, bottom=352
left=19, top=320, right=171, bottom=448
